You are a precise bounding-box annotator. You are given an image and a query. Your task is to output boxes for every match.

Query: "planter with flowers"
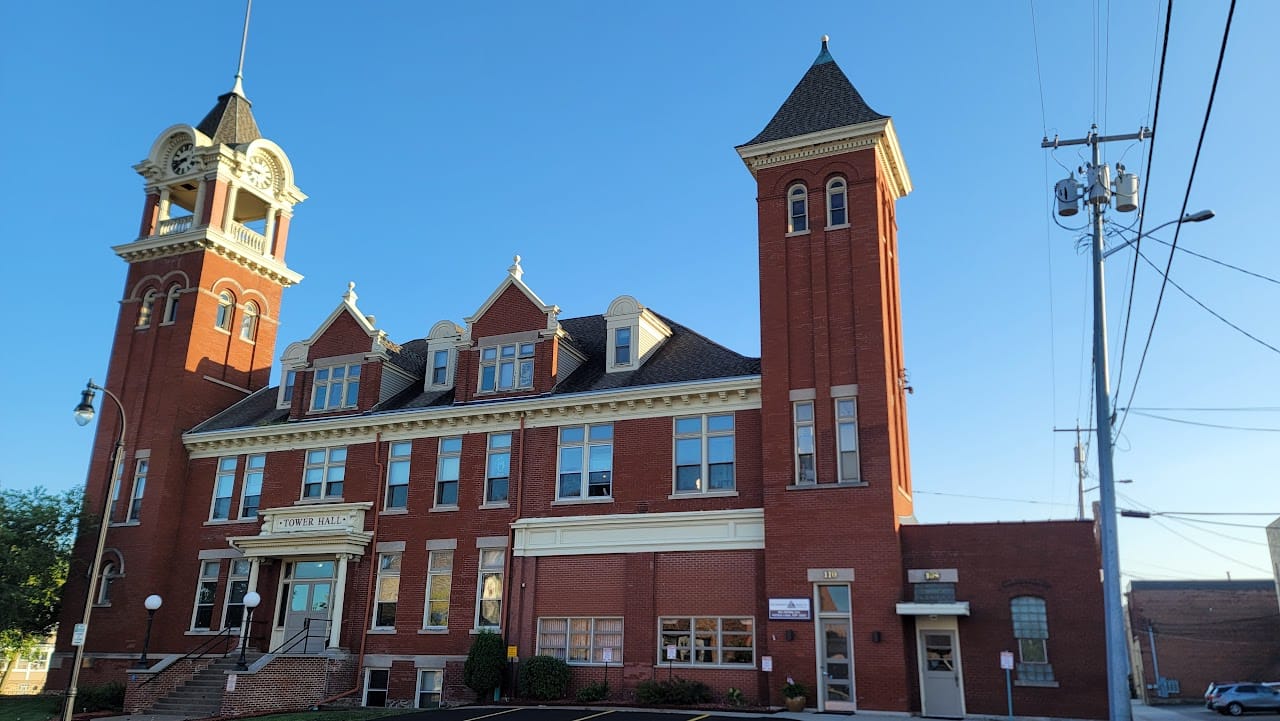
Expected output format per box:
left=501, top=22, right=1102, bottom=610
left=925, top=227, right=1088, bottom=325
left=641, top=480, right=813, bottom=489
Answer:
left=782, top=678, right=808, bottom=712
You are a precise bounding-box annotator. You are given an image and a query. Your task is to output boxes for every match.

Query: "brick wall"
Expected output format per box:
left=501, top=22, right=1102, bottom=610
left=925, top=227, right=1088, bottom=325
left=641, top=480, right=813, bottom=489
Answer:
left=221, top=656, right=356, bottom=715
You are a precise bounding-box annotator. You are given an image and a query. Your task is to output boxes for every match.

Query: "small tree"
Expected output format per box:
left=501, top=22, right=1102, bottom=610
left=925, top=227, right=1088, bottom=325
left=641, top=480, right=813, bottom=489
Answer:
left=463, top=630, right=506, bottom=698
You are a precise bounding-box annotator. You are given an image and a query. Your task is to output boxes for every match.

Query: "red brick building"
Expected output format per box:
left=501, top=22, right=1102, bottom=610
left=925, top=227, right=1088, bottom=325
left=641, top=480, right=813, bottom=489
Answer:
left=1127, top=580, right=1280, bottom=704
left=53, top=39, right=1107, bottom=719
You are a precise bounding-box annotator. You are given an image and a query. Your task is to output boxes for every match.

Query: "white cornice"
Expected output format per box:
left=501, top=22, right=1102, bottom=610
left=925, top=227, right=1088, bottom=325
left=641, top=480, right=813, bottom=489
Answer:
left=737, top=117, right=912, bottom=199
left=184, top=375, right=762, bottom=458
left=512, top=508, right=765, bottom=557
left=112, top=229, right=304, bottom=286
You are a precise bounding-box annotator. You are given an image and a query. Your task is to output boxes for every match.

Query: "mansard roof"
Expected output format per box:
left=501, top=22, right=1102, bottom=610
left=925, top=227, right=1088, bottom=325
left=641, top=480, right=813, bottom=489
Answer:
left=192, top=313, right=760, bottom=434
left=740, top=38, right=887, bottom=148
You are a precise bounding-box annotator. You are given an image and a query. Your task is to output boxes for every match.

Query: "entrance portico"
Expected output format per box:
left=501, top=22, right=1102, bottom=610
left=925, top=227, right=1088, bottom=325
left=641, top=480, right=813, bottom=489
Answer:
left=228, top=502, right=372, bottom=652
left=897, top=569, right=971, bottom=719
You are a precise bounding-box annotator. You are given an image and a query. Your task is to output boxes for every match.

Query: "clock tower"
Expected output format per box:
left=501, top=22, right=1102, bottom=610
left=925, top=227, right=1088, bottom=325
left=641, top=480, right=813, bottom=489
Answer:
left=57, top=75, right=305, bottom=670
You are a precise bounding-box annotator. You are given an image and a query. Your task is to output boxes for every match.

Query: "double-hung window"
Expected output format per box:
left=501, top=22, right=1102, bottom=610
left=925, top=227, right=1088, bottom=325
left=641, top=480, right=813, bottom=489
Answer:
left=794, top=402, right=816, bottom=484
left=417, top=670, right=443, bottom=708
left=222, top=559, right=250, bottom=630
left=557, top=424, right=614, bottom=499
left=485, top=433, right=511, bottom=504
left=373, top=553, right=401, bottom=630
left=215, top=291, right=234, bottom=331
left=479, top=343, right=534, bottom=393
left=108, top=458, right=124, bottom=523
left=1011, top=596, right=1054, bottom=681
left=128, top=459, right=148, bottom=522
left=212, top=457, right=237, bottom=520
left=537, top=617, right=623, bottom=664
left=424, top=550, right=453, bottom=629
left=311, top=363, right=361, bottom=411
left=835, top=397, right=860, bottom=482
left=240, top=301, right=259, bottom=342
left=280, top=370, right=297, bottom=408
left=435, top=437, right=461, bottom=507
left=364, top=669, right=389, bottom=707
left=240, top=454, right=264, bottom=518
left=788, top=184, right=808, bottom=233
left=303, top=447, right=346, bottom=499
left=673, top=414, right=736, bottom=493
left=431, top=350, right=448, bottom=385
left=475, top=549, right=504, bottom=629
left=192, top=561, right=220, bottom=630
left=658, top=616, right=754, bottom=666
left=827, top=177, right=848, bottom=227
left=614, top=327, right=632, bottom=366
left=385, top=441, right=411, bottom=510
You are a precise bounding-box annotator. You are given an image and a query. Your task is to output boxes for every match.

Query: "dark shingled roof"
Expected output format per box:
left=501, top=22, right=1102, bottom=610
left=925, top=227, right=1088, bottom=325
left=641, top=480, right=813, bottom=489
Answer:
left=196, top=90, right=262, bottom=145
left=741, top=39, right=887, bottom=148
left=191, top=313, right=760, bottom=434
left=1129, top=580, right=1276, bottom=592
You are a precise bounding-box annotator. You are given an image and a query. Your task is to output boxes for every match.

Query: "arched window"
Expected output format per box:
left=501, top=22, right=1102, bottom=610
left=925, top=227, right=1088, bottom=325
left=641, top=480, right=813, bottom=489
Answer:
left=827, top=177, right=847, bottom=227
left=788, top=184, right=808, bottom=234
left=96, top=561, right=118, bottom=605
left=137, top=290, right=157, bottom=328
left=215, top=291, right=235, bottom=331
left=240, top=301, right=259, bottom=342
left=1010, top=596, right=1054, bottom=682
left=163, top=284, right=182, bottom=324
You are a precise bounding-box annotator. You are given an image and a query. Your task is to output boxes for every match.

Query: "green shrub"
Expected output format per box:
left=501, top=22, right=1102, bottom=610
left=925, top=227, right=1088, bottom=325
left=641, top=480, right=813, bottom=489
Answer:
left=519, top=655, right=571, bottom=700
left=576, top=680, right=610, bottom=703
left=76, top=681, right=126, bottom=712
left=635, top=677, right=711, bottom=705
left=726, top=686, right=746, bottom=706
left=463, top=630, right=507, bottom=698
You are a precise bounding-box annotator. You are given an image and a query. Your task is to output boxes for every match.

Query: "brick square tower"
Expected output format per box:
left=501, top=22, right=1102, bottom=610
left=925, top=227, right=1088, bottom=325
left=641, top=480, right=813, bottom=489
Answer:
left=739, top=38, right=915, bottom=712
left=56, top=76, right=305, bottom=676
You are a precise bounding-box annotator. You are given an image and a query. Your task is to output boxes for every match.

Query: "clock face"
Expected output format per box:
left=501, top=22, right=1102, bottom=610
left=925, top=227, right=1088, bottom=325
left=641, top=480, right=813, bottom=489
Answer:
left=246, top=154, right=275, bottom=190
left=170, top=142, right=197, bottom=174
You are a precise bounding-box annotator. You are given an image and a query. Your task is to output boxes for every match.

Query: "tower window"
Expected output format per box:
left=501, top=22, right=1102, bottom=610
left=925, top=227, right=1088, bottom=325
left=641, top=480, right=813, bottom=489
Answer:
left=163, top=285, right=182, bottom=324
left=788, top=184, right=808, bottom=234
left=128, top=458, right=148, bottom=522
left=240, top=301, right=259, bottom=342
left=835, top=397, right=860, bottom=482
left=793, top=401, right=816, bottom=484
left=215, top=291, right=235, bottom=331
left=827, top=178, right=848, bottom=227
left=137, top=290, right=158, bottom=328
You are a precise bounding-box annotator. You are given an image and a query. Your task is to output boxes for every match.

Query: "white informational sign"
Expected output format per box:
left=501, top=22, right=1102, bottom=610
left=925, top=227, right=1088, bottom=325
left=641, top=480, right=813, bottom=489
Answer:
left=761, top=655, right=773, bottom=672
left=602, top=647, right=613, bottom=663
left=665, top=644, right=677, bottom=660
left=768, top=598, right=812, bottom=620
left=1000, top=651, right=1014, bottom=670
left=226, top=674, right=237, bottom=692
left=71, top=623, right=86, bottom=646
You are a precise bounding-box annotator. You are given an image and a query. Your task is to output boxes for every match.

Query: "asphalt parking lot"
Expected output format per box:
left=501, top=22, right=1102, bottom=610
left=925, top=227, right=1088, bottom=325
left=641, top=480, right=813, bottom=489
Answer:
left=388, top=707, right=778, bottom=721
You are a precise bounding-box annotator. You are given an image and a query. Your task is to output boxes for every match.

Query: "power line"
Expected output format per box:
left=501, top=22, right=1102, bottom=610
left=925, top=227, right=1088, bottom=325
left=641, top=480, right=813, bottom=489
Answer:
left=1159, top=511, right=1280, bottom=516
left=1117, top=0, right=1237, bottom=438
left=1125, top=409, right=1280, bottom=432
left=1142, top=234, right=1280, bottom=286
left=916, top=490, right=1068, bottom=507
left=1122, top=406, right=1280, bottom=412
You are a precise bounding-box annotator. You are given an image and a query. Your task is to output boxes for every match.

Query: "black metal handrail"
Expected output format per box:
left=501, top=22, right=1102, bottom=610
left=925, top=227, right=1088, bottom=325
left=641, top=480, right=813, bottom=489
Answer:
left=268, top=617, right=331, bottom=655
left=137, top=625, right=239, bottom=687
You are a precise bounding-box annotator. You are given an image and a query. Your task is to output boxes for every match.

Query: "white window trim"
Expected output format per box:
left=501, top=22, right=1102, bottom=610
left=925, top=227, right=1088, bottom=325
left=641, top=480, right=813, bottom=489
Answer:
left=485, top=433, right=512, bottom=505
left=825, top=176, right=850, bottom=229
left=215, top=291, right=235, bottom=332
left=434, top=437, right=462, bottom=509
left=473, top=549, right=505, bottom=632
left=220, top=559, right=250, bottom=632
left=277, top=369, right=298, bottom=410
left=371, top=553, right=401, bottom=631
left=310, top=362, right=362, bottom=412
left=137, top=289, right=158, bottom=329
left=786, top=183, right=810, bottom=236
left=477, top=342, right=535, bottom=394
left=555, top=423, right=614, bottom=501
left=240, top=301, right=259, bottom=343
left=128, top=458, right=148, bottom=522
left=416, top=668, right=444, bottom=708
left=301, top=446, right=347, bottom=500
left=793, top=401, right=816, bottom=485
left=385, top=441, right=412, bottom=511
left=535, top=616, right=624, bottom=665
left=211, top=456, right=237, bottom=520
left=613, top=327, right=633, bottom=367
left=428, top=348, right=452, bottom=388
left=238, top=453, right=265, bottom=519
left=835, top=397, right=861, bottom=483
left=672, top=413, right=736, bottom=495
left=422, top=549, right=453, bottom=632
left=363, top=668, right=390, bottom=707
left=161, top=285, right=181, bottom=325
left=191, top=560, right=220, bottom=631
left=657, top=616, right=755, bottom=667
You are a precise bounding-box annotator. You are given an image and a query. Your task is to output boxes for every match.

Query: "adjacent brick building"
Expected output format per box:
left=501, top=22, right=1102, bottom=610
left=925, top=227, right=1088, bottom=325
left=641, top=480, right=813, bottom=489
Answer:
left=1127, top=580, right=1280, bottom=704
left=53, top=38, right=1108, bottom=718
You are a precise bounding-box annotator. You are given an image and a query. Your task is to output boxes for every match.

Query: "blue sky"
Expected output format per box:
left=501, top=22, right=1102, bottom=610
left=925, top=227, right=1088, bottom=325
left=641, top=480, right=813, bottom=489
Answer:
left=1, top=2, right=1275, bottom=583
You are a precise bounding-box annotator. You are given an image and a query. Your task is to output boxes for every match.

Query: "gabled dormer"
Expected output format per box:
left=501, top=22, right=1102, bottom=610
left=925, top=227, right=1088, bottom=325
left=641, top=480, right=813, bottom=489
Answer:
left=603, top=295, right=672, bottom=373
left=456, top=256, right=562, bottom=402
left=280, top=282, right=421, bottom=419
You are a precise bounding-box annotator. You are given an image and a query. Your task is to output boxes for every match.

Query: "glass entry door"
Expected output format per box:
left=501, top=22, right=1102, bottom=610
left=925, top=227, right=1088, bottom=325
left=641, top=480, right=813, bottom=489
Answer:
left=278, top=561, right=334, bottom=653
left=816, top=584, right=856, bottom=711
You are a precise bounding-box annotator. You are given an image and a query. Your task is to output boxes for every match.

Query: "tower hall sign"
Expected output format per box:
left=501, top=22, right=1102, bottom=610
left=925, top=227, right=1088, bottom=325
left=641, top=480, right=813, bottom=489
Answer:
left=258, top=503, right=372, bottom=535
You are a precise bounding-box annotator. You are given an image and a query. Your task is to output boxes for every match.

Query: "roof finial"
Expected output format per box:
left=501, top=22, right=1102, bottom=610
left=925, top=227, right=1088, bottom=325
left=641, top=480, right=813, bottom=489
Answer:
left=813, top=34, right=834, bottom=66
left=231, top=0, right=253, bottom=96
left=343, top=281, right=358, bottom=305
left=508, top=254, right=524, bottom=281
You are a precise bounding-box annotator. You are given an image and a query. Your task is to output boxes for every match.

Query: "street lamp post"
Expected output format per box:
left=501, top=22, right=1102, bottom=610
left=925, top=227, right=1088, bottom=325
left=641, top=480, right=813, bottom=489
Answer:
left=65, top=379, right=127, bottom=721
left=236, top=591, right=262, bottom=671
left=135, top=595, right=162, bottom=668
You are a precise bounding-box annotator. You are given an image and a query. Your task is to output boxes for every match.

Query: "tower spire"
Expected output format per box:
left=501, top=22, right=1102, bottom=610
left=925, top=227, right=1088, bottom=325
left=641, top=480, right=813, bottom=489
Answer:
left=231, top=0, right=253, bottom=97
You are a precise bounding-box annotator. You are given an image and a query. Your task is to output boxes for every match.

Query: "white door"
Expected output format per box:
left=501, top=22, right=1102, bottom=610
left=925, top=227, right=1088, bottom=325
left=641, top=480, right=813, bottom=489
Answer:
left=278, top=560, right=334, bottom=653
left=920, top=630, right=964, bottom=718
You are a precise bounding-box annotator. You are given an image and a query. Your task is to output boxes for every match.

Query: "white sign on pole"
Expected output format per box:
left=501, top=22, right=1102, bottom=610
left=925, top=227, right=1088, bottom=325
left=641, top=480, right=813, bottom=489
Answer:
left=761, top=656, right=773, bottom=672
left=71, top=623, right=87, bottom=646
left=602, top=647, right=613, bottom=663
left=1000, top=651, right=1015, bottom=670
left=665, top=644, right=677, bottom=660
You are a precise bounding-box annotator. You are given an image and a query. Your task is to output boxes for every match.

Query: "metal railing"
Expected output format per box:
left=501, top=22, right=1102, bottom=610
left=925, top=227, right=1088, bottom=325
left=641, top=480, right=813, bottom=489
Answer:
left=137, top=626, right=238, bottom=688
left=269, top=617, right=331, bottom=655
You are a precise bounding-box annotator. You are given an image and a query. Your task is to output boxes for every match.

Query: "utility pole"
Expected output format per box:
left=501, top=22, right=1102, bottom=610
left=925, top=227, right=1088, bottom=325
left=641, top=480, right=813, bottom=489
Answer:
left=1054, top=425, right=1093, bottom=520
left=1043, top=124, right=1151, bottom=721
left=1146, top=622, right=1163, bottom=698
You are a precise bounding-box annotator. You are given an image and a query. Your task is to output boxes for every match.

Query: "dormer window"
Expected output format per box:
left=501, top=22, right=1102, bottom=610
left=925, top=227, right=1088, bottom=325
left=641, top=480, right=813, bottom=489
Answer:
left=215, top=291, right=235, bottom=331
left=311, top=363, right=361, bottom=411
left=479, top=343, right=534, bottom=393
left=614, top=328, right=632, bottom=366
left=788, top=184, right=808, bottom=234
left=137, top=290, right=157, bottom=328
left=279, top=370, right=297, bottom=409
left=827, top=178, right=848, bottom=227
left=431, top=350, right=448, bottom=385
left=163, top=285, right=181, bottom=324
left=240, top=301, right=259, bottom=342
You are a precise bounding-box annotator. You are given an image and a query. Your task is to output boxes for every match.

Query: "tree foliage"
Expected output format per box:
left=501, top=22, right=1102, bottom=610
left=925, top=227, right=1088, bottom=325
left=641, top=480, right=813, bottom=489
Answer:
left=0, top=487, right=83, bottom=657
left=462, top=630, right=507, bottom=698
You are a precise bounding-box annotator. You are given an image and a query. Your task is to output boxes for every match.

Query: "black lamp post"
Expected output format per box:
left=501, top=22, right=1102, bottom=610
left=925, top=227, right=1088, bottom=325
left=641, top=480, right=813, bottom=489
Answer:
left=236, top=591, right=262, bottom=671
left=135, top=594, right=162, bottom=668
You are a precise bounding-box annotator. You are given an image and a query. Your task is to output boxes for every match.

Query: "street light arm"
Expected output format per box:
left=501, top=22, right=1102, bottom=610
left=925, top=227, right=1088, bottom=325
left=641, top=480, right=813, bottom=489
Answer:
left=1102, top=210, right=1214, bottom=259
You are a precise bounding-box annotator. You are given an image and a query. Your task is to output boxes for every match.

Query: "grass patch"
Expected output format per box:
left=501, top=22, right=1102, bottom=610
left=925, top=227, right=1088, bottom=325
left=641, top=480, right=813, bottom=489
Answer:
left=0, top=695, right=62, bottom=721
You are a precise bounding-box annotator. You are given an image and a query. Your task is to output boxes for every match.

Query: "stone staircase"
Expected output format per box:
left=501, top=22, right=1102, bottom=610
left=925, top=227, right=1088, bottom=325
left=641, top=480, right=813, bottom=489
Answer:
left=148, top=653, right=262, bottom=718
